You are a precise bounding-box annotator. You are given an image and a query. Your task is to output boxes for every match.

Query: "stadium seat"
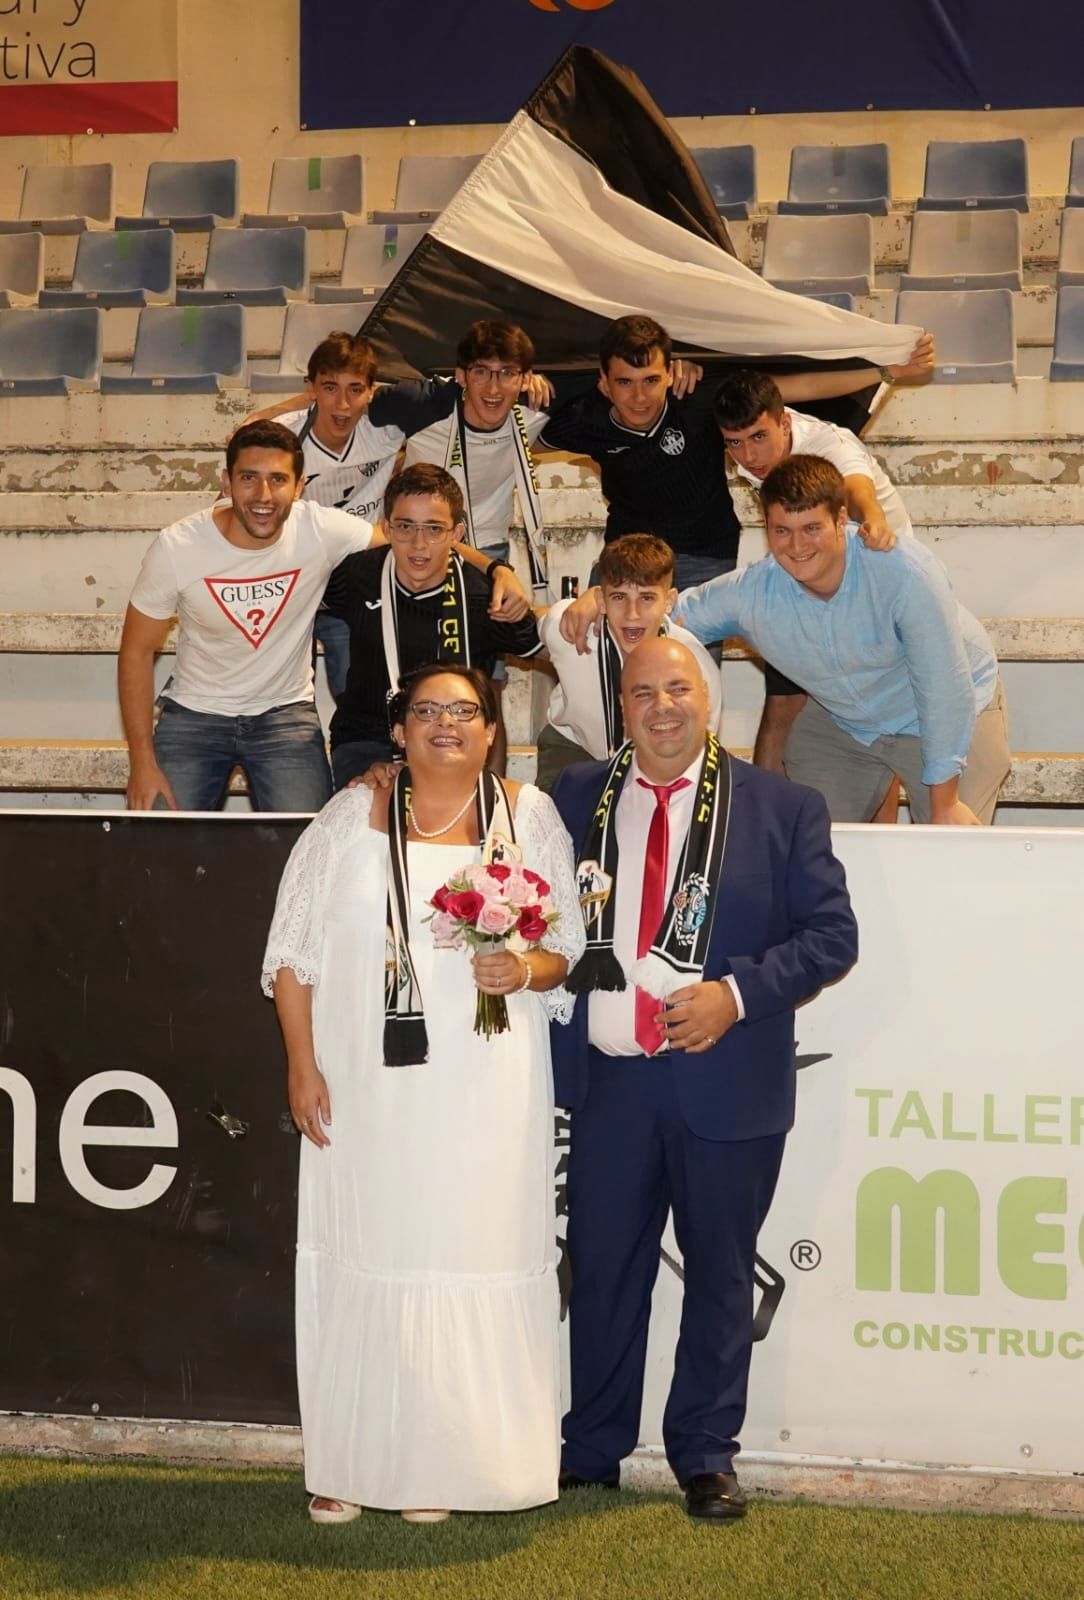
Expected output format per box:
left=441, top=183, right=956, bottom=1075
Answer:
left=39, top=229, right=176, bottom=308
left=688, top=146, right=757, bottom=220
left=895, top=288, right=1016, bottom=383
left=314, top=223, right=430, bottom=301
left=1055, top=207, right=1084, bottom=287
left=804, top=291, right=857, bottom=311
left=371, top=154, right=480, bottom=223
left=777, top=143, right=890, bottom=216
left=917, top=139, right=1029, bottom=212
left=250, top=301, right=377, bottom=392
left=0, top=163, right=113, bottom=235
left=1065, top=137, right=1084, bottom=207
left=900, top=209, right=1022, bottom=291
left=0, top=233, right=44, bottom=307
left=243, top=155, right=363, bottom=229
left=1049, top=287, right=1084, bottom=381
left=101, top=304, right=247, bottom=393
left=176, top=226, right=308, bottom=306
left=761, top=213, right=874, bottom=295
left=116, top=159, right=240, bottom=231
left=0, top=306, right=101, bottom=393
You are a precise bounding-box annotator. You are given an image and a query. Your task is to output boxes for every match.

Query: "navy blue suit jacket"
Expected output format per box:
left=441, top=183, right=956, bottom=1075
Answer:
left=550, top=754, right=858, bottom=1142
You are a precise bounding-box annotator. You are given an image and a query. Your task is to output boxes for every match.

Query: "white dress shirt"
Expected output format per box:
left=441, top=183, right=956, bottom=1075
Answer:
left=587, top=750, right=744, bottom=1056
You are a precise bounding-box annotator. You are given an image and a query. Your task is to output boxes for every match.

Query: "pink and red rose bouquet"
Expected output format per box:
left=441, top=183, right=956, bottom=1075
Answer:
left=425, top=861, right=558, bottom=1039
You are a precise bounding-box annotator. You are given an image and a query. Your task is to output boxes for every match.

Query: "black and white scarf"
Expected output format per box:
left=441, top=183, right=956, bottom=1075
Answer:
left=379, top=546, right=471, bottom=698
left=384, top=767, right=517, bottom=1066
left=444, top=391, right=548, bottom=595
left=596, top=619, right=626, bottom=755
left=567, top=734, right=732, bottom=1001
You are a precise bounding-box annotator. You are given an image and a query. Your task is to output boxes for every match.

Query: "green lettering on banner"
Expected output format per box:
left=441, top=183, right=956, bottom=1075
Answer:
left=1024, top=1095, right=1062, bottom=1145
left=983, top=1093, right=1018, bottom=1142
left=998, top=1177, right=1067, bottom=1300
left=941, top=1091, right=977, bottom=1141
left=855, top=1167, right=980, bottom=1295
left=855, top=1087, right=892, bottom=1136
left=889, top=1090, right=936, bottom=1140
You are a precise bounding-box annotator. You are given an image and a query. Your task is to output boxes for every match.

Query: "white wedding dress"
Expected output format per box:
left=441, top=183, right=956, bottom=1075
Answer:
left=263, top=783, right=584, bottom=1511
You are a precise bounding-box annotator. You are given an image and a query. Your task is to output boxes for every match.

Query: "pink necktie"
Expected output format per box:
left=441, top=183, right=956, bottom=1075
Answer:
left=634, top=777, right=691, bottom=1056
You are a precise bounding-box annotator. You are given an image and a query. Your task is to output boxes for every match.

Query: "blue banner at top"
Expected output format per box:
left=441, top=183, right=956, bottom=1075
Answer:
left=300, top=0, right=1083, bottom=129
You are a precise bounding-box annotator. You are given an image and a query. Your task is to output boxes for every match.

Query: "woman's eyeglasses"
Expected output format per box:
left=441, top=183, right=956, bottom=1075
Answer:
left=407, top=700, right=482, bottom=723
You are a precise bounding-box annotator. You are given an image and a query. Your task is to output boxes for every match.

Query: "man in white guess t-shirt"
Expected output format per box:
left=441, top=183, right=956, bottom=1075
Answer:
left=119, top=420, right=378, bottom=812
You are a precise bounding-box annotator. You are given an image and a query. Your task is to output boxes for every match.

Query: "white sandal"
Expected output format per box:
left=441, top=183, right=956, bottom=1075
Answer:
left=401, top=1508, right=451, bottom=1523
left=309, top=1496, right=362, bottom=1524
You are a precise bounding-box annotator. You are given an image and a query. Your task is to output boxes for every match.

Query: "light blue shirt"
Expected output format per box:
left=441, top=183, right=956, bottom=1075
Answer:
left=678, top=531, right=998, bottom=786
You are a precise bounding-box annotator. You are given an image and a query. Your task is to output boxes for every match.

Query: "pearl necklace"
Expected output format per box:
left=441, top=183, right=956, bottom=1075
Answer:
left=407, top=787, right=477, bottom=839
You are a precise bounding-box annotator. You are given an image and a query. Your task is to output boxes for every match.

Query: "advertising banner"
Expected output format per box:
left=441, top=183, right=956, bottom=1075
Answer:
left=300, top=0, right=1082, bottom=129
left=640, top=827, right=1084, bottom=1476
left=0, top=1, right=177, bottom=135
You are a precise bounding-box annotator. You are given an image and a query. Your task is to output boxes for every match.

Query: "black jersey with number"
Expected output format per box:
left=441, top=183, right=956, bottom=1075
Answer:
left=540, top=385, right=741, bottom=561
left=323, top=548, right=542, bottom=748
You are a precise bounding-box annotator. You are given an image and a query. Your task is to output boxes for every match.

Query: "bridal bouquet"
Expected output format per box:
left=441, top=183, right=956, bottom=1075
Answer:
left=425, top=862, right=559, bottom=1040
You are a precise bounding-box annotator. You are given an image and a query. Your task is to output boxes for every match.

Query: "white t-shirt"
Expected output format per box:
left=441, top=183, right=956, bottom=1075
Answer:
left=403, top=402, right=549, bottom=551
left=734, top=407, right=913, bottom=540
left=279, top=405, right=404, bottom=524
left=129, top=502, right=373, bottom=716
left=540, top=599, right=724, bottom=759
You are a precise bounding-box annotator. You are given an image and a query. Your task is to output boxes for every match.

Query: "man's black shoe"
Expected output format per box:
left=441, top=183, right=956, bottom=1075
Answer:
left=558, top=1469, right=620, bottom=1491
left=683, top=1471, right=747, bottom=1521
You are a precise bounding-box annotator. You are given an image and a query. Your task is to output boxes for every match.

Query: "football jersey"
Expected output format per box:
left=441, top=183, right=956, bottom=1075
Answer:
left=279, top=404, right=405, bottom=523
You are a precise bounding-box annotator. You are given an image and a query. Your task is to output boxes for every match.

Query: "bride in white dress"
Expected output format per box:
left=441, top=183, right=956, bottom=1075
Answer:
left=263, top=665, right=585, bottom=1522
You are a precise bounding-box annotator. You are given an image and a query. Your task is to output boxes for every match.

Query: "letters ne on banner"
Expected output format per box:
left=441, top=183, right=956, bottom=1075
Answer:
left=0, top=0, right=177, bottom=135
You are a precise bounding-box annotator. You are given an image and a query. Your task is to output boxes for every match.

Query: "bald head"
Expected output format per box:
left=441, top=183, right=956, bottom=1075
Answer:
left=620, top=636, right=711, bottom=780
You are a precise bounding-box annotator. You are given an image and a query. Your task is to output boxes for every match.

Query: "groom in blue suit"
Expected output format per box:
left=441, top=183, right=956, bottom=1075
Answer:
left=551, top=636, right=857, bottom=1520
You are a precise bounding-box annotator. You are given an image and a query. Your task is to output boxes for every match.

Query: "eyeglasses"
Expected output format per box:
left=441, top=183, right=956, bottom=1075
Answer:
left=388, top=519, right=455, bottom=542
left=408, top=700, right=482, bottom=722
left=464, top=364, right=522, bottom=383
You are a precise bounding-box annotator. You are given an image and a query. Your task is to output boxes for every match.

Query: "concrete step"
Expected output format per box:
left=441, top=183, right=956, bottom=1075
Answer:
left=1, top=738, right=1079, bottom=806
left=5, top=613, right=1081, bottom=661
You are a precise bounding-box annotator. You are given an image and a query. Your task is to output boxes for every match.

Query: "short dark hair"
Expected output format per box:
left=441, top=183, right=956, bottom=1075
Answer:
left=226, top=420, right=304, bottom=480
left=713, top=369, right=785, bottom=433
left=599, top=314, right=672, bottom=373
left=596, top=534, right=675, bottom=590
left=456, top=320, right=534, bottom=372
left=383, top=462, right=465, bottom=525
left=388, top=662, right=500, bottom=733
left=306, top=331, right=377, bottom=385
left=759, top=455, right=846, bottom=520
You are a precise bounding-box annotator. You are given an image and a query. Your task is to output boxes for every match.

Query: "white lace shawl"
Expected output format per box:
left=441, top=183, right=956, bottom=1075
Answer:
left=261, top=783, right=586, bottom=1024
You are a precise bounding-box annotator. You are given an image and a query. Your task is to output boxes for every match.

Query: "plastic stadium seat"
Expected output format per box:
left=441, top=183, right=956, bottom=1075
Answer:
left=313, top=223, right=429, bottom=301
left=0, top=233, right=44, bottom=306
left=101, top=305, right=246, bottom=393
left=900, top=209, right=1022, bottom=291
left=917, top=139, right=1029, bottom=213
left=804, top=291, right=856, bottom=311
left=0, top=163, right=113, bottom=235
left=371, top=154, right=480, bottom=223
left=0, top=307, right=101, bottom=393
left=1055, top=207, right=1084, bottom=287
left=1049, top=287, right=1084, bottom=381
left=116, top=159, right=240, bottom=231
left=689, top=146, right=756, bottom=221
left=250, top=301, right=378, bottom=392
left=1065, top=137, right=1084, bottom=207
left=895, top=289, right=1016, bottom=383
left=761, top=213, right=874, bottom=295
left=778, top=143, right=890, bottom=216
left=243, top=155, right=364, bottom=230
left=176, top=227, right=308, bottom=306
left=39, top=229, right=176, bottom=308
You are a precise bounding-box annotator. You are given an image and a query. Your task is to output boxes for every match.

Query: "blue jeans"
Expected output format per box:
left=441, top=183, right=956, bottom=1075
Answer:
left=312, top=611, right=350, bottom=701
left=331, top=737, right=397, bottom=790
left=154, top=699, right=332, bottom=813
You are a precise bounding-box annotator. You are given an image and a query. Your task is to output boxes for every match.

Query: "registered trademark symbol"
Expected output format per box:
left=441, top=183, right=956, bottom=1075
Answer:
left=790, top=1239, right=821, bottom=1270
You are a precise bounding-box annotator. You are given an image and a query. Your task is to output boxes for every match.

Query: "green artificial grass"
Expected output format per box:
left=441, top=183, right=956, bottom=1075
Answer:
left=0, top=1456, right=1076, bottom=1600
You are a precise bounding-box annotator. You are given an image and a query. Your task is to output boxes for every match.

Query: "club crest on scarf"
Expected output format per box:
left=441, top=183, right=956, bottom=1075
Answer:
left=672, top=872, right=709, bottom=946
left=575, top=859, right=613, bottom=929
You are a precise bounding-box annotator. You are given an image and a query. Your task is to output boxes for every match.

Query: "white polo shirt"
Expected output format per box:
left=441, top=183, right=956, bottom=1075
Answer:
left=129, top=502, right=373, bottom=716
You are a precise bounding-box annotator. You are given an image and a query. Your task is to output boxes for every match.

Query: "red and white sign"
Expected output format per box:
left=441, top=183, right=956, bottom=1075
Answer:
left=203, top=571, right=300, bottom=649
left=0, top=0, right=177, bottom=135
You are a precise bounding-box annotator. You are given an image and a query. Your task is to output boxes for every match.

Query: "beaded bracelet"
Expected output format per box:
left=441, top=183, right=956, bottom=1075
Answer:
left=513, top=954, right=533, bottom=993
